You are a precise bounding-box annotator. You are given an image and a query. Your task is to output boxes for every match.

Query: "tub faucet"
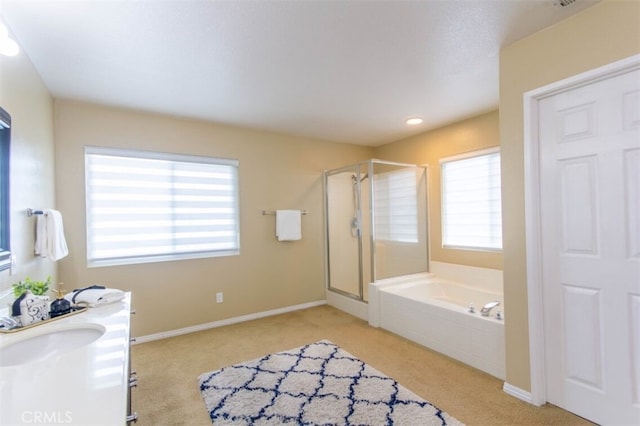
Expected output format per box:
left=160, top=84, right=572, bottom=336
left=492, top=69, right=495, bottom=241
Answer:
left=480, top=301, right=500, bottom=317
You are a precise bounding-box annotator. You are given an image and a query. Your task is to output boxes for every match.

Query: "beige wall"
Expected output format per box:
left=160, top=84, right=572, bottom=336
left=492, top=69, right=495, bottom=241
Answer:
left=0, top=42, right=56, bottom=299
left=500, top=0, right=640, bottom=391
left=5, top=0, right=637, bottom=395
left=374, top=110, right=502, bottom=270
left=54, top=100, right=373, bottom=337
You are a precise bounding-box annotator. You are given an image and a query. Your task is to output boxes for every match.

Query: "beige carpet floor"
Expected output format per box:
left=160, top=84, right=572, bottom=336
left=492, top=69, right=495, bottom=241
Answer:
left=131, top=305, right=594, bottom=426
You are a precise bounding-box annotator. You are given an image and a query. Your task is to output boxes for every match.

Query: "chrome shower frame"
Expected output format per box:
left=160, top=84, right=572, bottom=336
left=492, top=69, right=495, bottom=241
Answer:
left=323, top=159, right=428, bottom=302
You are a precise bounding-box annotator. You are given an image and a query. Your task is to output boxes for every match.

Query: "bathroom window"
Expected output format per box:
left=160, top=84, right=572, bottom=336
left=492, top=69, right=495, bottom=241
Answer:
left=441, top=147, right=502, bottom=251
left=85, top=146, right=240, bottom=267
left=374, top=169, right=419, bottom=243
left=0, top=107, right=10, bottom=271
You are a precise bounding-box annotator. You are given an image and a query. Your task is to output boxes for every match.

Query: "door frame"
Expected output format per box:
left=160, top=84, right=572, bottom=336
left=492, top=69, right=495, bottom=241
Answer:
left=523, top=53, right=640, bottom=406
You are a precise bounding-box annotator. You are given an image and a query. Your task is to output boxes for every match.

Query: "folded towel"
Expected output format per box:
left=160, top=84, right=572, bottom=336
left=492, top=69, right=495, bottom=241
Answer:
left=34, top=214, right=47, bottom=257
left=276, top=210, right=302, bottom=241
left=64, top=285, right=125, bottom=307
left=34, top=209, right=69, bottom=261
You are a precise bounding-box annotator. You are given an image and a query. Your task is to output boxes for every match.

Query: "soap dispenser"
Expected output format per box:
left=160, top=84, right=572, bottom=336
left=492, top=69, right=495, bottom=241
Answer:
left=50, top=283, right=71, bottom=318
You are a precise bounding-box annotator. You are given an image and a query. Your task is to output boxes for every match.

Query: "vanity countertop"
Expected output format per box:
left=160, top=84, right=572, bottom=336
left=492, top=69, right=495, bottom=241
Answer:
left=0, top=294, right=132, bottom=425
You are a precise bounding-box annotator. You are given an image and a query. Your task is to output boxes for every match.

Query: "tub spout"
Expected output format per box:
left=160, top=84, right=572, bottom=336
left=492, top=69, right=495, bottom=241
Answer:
left=480, top=301, right=500, bottom=317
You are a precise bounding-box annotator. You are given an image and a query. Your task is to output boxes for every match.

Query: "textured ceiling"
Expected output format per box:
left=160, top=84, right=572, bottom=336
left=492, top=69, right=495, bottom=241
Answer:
left=0, top=0, right=599, bottom=146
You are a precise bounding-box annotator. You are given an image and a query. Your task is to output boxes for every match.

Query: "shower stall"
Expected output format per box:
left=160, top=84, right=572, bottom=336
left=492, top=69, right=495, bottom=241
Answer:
left=324, top=159, right=429, bottom=308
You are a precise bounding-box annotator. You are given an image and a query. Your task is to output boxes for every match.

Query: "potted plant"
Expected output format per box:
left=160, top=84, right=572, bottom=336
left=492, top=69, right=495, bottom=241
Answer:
left=11, top=276, right=52, bottom=326
left=12, top=276, right=52, bottom=297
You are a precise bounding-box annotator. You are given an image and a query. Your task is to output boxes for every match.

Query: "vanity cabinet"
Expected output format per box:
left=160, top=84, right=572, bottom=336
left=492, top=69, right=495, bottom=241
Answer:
left=0, top=293, right=135, bottom=425
left=127, top=310, right=138, bottom=424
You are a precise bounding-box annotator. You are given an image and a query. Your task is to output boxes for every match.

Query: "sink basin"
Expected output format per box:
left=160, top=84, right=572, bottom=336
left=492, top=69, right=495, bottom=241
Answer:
left=0, top=323, right=106, bottom=367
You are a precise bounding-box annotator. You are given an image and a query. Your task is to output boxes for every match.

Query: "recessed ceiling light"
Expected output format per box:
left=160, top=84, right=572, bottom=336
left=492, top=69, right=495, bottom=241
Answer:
left=405, top=117, right=423, bottom=125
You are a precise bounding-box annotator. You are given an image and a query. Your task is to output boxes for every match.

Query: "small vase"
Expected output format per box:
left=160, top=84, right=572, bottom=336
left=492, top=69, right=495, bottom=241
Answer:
left=12, top=291, right=50, bottom=326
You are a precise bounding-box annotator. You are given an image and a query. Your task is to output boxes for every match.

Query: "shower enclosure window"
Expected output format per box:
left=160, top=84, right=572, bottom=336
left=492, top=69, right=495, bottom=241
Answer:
left=324, top=160, right=428, bottom=302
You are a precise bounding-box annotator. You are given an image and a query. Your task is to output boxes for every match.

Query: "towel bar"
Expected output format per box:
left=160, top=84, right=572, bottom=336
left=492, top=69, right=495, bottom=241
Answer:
left=26, top=208, right=46, bottom=217
left=262, top=210, right=307, bottom=216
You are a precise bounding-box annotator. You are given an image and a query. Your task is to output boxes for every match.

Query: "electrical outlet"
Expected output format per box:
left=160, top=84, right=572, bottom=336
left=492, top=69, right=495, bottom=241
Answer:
left=216, top=292, right=223, bottom=303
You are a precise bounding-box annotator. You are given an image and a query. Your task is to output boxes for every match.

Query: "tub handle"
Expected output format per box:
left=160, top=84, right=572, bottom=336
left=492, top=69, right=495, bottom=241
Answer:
left=468, top=303, right=475, bottom=314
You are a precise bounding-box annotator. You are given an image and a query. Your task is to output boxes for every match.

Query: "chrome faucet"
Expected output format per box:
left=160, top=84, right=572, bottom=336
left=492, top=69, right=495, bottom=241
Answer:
left=0, top=316, right=18, bottom=330
left=480, top=301, right=500, bottom=317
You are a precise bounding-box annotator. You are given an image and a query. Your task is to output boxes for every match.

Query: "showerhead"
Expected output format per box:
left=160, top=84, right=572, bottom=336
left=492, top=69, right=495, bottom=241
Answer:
left=352, top=173, right=368, bottom=183
left=553, top=0, right=576, bottom=6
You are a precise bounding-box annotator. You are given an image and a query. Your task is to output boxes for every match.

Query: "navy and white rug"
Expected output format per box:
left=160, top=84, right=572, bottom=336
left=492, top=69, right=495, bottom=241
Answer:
left=198, top=340, right=463, bottom=425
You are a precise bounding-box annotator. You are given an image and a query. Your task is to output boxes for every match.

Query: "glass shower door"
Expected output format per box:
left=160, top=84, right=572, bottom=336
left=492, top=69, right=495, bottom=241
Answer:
left=324, top=160, right=427, bottom=304
left=325, top=166, right=363, bottom=300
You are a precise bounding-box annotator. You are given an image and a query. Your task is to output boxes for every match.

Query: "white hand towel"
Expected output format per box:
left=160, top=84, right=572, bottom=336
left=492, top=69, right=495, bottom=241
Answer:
left=276, top=210, right=302, bottom=241
left=34, top=214, right=47, bottom=256
left=34, top=209, right=69, bottom=261
left=64, top=286, right=125, bottom=307
left=46, top=209, right=69, bottom=261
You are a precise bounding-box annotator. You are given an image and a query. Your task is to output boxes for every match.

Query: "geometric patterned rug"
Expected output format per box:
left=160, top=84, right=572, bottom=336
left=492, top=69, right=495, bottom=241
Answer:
left=198, top=340, right=464, bottom=425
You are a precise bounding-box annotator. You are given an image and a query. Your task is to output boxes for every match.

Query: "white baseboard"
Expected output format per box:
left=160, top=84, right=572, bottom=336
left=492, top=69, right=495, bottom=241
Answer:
left=503, top=382, right=536, bottom=405
left=134, top=300, right=327, bottom=344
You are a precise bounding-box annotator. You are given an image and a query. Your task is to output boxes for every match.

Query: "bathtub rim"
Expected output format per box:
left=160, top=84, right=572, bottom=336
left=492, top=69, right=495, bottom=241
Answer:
left=369, top=272, right=505, bottom=326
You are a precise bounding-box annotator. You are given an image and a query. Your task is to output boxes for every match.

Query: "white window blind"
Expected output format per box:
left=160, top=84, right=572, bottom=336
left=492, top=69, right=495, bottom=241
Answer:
left=374, top=169, right=419, bottom=243
left=85, top=146, right=239, bottom=267
left=441, top=148, right=502, bottom=251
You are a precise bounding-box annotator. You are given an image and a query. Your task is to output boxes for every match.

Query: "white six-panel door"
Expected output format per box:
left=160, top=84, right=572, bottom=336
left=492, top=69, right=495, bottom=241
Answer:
left=537, top=67, right=640, bottom=425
